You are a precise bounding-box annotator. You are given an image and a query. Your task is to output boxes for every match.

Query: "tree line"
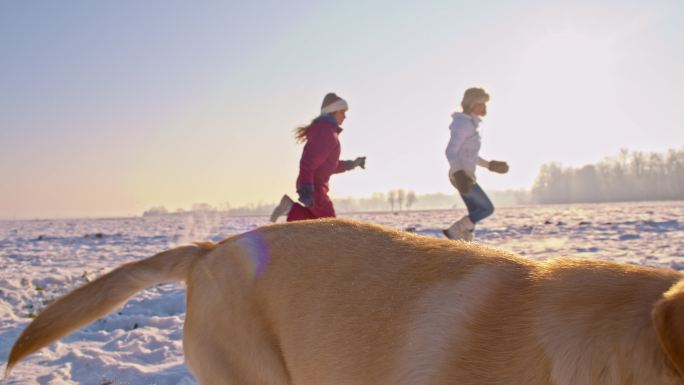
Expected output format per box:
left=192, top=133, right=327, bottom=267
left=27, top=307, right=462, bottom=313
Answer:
left=531, top=148, right=684, bottom=204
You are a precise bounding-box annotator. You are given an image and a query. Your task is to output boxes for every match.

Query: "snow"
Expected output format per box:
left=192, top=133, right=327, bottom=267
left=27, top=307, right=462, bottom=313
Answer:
left=1, top=201, right=683, bottom=384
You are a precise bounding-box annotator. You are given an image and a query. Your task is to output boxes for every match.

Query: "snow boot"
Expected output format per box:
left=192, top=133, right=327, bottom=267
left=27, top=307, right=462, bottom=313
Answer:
left=443, top=215, right=475, bottom=241
left=270, top=195, right=294, bottom=223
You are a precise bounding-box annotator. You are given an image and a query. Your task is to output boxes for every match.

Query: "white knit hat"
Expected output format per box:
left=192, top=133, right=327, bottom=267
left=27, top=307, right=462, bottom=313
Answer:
left=320, top=93, right=348, bottom=115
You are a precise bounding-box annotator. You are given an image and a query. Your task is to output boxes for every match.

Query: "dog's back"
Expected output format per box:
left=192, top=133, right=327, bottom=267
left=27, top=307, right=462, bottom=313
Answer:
left=182, top=219, right=684, bottom=385
left=8, top=219, right=684, bottom=385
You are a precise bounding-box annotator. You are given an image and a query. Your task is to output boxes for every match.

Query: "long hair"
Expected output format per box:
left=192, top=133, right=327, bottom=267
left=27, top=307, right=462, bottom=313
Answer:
left=295, top=92, right=345, bottom=143
left=293, top=122, right=312, bottom=144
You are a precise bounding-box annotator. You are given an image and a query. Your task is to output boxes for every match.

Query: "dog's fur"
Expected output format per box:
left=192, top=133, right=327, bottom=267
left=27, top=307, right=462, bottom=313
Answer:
left=8, top=218, right=684, bottom=384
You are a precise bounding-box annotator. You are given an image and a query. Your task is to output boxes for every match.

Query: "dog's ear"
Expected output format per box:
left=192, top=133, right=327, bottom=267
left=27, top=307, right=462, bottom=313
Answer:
left=653, top=283, right=684, bottom=379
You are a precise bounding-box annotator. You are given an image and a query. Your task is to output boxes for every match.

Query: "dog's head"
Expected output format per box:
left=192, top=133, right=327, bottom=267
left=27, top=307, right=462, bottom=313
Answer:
left=654, top=281, right=684, bottom=381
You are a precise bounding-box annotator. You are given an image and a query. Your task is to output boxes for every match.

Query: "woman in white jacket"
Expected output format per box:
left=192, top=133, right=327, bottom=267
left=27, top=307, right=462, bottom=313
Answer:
left=443, top=87, right=509, bottom=241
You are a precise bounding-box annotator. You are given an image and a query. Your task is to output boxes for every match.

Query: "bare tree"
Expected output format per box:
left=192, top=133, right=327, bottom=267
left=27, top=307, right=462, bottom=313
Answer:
left=388, top=190, right=397, bottom=212
left=406, top=190, right=417, bottom=210
left=397, top=189, right=405, bottom=211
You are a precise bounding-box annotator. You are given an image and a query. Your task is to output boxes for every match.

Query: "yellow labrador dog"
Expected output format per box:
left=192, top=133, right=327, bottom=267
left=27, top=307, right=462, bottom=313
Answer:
left=7, top=219, right=684, bottom=384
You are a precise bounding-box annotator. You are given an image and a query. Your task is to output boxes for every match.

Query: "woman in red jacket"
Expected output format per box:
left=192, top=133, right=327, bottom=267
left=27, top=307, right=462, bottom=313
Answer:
left=270, top=93, right=366, bottom=222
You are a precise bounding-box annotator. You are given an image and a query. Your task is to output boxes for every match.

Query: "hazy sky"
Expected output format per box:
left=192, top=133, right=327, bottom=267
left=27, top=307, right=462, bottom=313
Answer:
left=1, top=0, right=682, bottom=218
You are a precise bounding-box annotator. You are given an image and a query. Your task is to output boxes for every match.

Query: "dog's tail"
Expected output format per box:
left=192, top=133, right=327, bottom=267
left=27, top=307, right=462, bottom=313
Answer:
left=6, top=242, right=213, bottom=375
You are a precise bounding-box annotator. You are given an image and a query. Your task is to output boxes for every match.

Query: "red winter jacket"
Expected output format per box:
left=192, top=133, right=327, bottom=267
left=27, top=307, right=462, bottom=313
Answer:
left=296, top=116, right=353, bottom=194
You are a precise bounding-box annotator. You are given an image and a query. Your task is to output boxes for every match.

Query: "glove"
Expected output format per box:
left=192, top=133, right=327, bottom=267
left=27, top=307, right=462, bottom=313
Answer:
left=353, top=156, right=366, bottom=169
left=488, top=160, right=509, bottom=174
left=297, top=184, right=314, bottom=207
left=450, top=170, right=474, bottom=195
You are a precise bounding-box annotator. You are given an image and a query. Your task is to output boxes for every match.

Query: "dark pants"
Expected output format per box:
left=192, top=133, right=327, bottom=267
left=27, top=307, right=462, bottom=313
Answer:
left=459, top=183, right=494, bottom=223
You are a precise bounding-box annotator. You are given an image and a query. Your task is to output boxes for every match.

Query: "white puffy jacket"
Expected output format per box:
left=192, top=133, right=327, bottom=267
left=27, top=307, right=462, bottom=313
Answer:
left=445, top=112, right=489, bottom=179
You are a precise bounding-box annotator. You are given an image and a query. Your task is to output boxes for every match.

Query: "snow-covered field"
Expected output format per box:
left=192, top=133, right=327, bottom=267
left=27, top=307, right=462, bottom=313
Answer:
left=1, top=201, right=683, bottom=384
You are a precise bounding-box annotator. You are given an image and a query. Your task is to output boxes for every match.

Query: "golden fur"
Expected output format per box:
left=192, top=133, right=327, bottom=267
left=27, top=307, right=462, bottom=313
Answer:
left=7, top=218, right=684, bottom=384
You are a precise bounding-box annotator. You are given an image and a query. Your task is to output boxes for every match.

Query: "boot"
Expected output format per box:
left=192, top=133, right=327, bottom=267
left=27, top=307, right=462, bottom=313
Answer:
left=443, top=215, right=475, bottom=241
left=270, top=195, right=294, bottom=222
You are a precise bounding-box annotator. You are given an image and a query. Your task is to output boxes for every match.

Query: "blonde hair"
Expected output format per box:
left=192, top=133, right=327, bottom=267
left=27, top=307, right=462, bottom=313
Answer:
left=461, top=87, right=490, bottom=114
left=294, top=92, right=347, bottom=143
left=293, top=122, right=312, bottom=144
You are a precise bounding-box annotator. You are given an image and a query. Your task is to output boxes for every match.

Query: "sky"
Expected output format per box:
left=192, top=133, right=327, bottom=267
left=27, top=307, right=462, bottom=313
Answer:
left=1, top=0, right=682, bottom=219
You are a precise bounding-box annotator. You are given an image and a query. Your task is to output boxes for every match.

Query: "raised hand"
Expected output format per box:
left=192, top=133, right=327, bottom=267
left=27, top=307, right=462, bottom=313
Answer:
left=488, top=160, right=509, bottom=174
left=353, top=156, right=366, bottom=169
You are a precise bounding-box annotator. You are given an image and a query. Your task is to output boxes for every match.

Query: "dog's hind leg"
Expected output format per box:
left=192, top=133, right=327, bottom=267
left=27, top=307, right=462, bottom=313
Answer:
left=183, top=307, right=290, bottom=385
left=182, top=254, right=290, bottom=385
left=184, top=341, right=288, bottom=385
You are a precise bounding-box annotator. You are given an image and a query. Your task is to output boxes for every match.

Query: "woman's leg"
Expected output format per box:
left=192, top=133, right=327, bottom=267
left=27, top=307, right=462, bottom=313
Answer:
left=311, top=189, right=336, bottom=218
left=286, top=203, right=318, bottom=221
left=460, top=183, right=494, bottom=224
left=286, top=189, right=336, bottom=222
left=444, top=184, right=494, bottom=240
